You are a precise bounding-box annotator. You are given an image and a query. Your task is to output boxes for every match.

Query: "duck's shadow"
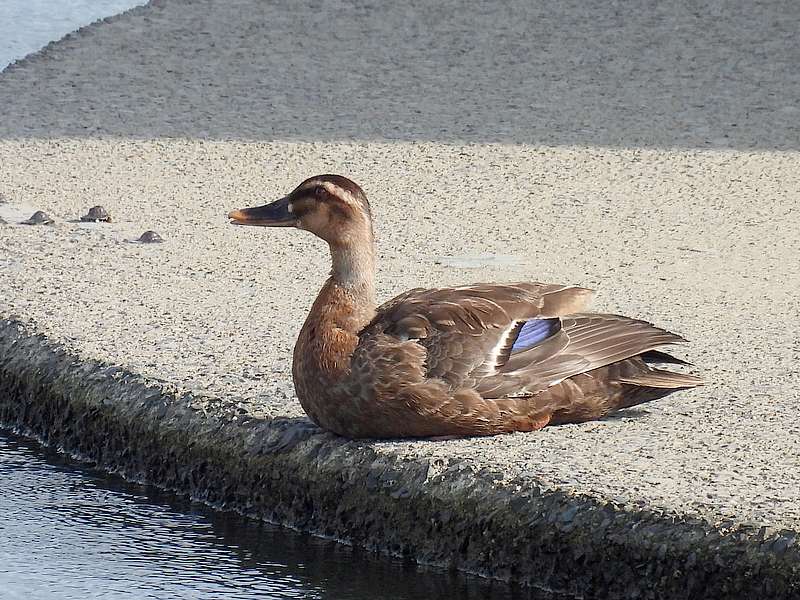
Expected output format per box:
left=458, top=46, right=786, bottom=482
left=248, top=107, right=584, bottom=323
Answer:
left=599, top=408, right=651, bottom=422
left=259, top=416, right=330, bottom=454
left=259, top=407, right=653, bottom=452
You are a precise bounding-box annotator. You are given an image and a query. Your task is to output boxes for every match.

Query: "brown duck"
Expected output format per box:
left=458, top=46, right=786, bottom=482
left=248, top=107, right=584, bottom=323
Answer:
left=228, top=175, right=702, bottom=439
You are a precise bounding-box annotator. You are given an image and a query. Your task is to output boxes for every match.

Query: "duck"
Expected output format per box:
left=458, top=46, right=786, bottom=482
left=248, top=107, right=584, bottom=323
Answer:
left=228, top=174, right=703, bottom=439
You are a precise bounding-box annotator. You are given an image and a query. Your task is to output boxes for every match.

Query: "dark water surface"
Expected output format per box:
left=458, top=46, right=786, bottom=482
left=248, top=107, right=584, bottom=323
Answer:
left=0, top=428, right=547, bottom=600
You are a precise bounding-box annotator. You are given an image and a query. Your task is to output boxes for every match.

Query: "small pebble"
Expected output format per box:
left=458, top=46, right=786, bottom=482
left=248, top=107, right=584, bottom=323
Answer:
left=21, top=210, right=54, bottom=225
left=138, top=230, right=164, bottom=243
left=80, top=205, right=112, bottom=222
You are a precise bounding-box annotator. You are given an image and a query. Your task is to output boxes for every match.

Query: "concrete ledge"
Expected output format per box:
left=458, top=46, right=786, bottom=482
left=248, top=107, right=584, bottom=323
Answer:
left=1, top=318, right=797, bottom=599
left=1, top=0, right=798, bottom=596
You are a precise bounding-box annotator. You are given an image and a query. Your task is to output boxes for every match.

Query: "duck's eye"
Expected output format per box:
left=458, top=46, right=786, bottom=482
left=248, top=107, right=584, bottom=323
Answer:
left=314, top=186, right=329, bottom=200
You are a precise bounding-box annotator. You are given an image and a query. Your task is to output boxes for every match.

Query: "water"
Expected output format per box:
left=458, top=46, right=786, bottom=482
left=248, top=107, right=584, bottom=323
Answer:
left=0, top=0, right=145, bottom=71
left=0, top=429, right=538, bottom=599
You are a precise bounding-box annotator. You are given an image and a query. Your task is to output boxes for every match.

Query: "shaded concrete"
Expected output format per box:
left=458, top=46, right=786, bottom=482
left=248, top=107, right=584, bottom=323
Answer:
left=0, top=0, right=798, bottom=148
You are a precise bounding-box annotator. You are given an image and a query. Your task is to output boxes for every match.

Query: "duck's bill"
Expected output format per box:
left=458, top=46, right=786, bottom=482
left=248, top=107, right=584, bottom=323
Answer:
left=228, top=196, right=297, bottom=227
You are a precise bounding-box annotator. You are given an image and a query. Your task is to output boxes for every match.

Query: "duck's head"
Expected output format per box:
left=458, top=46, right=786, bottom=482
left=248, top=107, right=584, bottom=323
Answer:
left=228, top=174, right=373, bottom=246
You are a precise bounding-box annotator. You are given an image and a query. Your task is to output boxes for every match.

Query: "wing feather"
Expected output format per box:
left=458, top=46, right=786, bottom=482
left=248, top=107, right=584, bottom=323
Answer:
left=477, top=313, right=689, bottom=397
left=360, top=283, right=594, bottom=387
left=360, top=283, right=689, bottom=401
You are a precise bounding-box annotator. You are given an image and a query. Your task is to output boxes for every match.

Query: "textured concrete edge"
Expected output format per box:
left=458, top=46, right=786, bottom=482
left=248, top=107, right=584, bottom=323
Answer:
left=0, top=317, right=797, bottom=599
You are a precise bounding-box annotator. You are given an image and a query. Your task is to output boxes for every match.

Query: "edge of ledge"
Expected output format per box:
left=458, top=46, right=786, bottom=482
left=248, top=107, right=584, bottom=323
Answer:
left=0, top=0, right=163, bottom=77
left=1, top=317, right=797, bottom=599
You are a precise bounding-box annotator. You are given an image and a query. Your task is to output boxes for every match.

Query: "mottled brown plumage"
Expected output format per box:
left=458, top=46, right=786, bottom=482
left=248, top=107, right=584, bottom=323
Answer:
left=228, top=174, right=703, bottom=439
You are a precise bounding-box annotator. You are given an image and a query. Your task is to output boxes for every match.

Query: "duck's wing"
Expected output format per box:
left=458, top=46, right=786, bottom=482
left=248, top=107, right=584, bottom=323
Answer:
left=361, top=282, right=595, bottom=389
left=475, top=313, right=692, bottom=398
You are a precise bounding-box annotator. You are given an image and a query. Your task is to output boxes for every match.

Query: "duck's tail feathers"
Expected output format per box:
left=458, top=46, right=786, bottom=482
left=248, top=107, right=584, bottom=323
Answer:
left=639, top=349, right=693, bottom=366
left=617, top=368, right=704, bottom=389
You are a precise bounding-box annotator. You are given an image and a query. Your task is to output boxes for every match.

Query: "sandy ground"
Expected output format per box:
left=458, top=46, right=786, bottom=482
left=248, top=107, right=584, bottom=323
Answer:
left=1, top=0, right=799, bottom=533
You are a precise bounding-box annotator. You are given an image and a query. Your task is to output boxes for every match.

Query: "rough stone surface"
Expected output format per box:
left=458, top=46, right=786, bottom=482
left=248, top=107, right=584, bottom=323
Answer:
left=81, top=205, right=112, bottom=222
left=20, top=210, right=54, bottom=225
left=1, top=0, right=799, bottom=598
left=135, top=230, right=164, bottom=243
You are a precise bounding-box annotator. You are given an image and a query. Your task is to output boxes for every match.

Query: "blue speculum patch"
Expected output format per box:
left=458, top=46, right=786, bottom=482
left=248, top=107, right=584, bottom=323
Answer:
left=511, top=318, right=559, bottom=352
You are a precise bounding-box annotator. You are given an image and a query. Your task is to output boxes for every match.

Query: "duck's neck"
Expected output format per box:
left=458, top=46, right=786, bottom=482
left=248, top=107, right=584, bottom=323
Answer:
left=293, top=239, right=377, bottom=401
left=328, top=239, right=376, bottom=309
left=306, top=238, right=377, bottom=340
left=292, top=239, right=376, bottom=428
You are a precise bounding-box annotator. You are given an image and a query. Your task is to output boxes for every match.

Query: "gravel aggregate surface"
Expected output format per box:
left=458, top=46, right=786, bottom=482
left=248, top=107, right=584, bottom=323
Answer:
left=1, top=0, right=799, bottom=545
